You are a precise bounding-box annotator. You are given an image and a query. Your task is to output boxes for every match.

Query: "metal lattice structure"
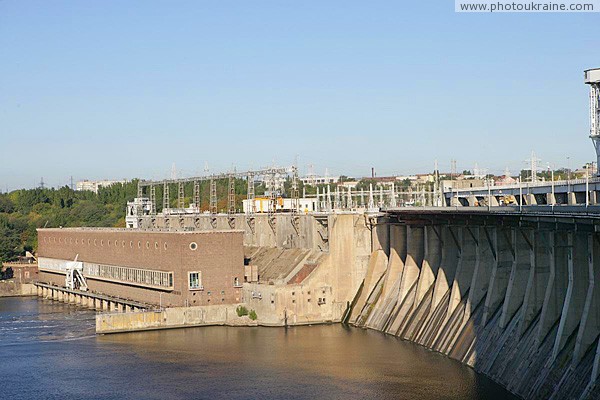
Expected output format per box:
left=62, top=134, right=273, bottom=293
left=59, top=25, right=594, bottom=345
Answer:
left=193, top=181, right=200, bottom=210
left=228, top=175, right=236, bottom=215
left=291, top=166, right=299, bottom=213
left=138, top=166, right=292, bottom=215
left=246, top=173, right=255, bottom=215
left=586, top=68, right=600, bottom=175
left=150, top=185, right=156, bottom=214
left=178, top=182, right=185, bottom=209
left=210, top=179, right=217, bottom=214
left=163, top=182, right=170, bottom=211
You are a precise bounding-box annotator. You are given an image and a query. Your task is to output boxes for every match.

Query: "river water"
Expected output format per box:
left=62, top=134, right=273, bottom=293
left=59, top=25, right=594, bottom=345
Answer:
left=0, top=297, right=517, bottom=400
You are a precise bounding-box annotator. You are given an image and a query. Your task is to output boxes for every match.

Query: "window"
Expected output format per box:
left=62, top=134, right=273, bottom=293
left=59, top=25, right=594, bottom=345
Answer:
left=189, top=271, right=202, bottom=290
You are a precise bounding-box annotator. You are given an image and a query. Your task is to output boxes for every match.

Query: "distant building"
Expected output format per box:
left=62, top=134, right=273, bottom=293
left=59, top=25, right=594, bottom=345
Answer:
left=495, top=175, right=518, bottom=186
left=2, top=252, right=38, bottom=283
left=442, top=178, right=486, bottom=192
left=300, top=175, right=340, bottom=186
left=76, top=179, right=128, bottom=194
left=414, top=174, right=435, bottom=183
left=243, top=197, right=318, bottom=213
left=339, top=181, right=359, bottom=189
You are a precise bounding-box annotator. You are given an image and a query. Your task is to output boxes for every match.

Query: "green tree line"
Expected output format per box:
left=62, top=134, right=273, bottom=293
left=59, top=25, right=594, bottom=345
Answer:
left=0, top=181, right=138, bottom=262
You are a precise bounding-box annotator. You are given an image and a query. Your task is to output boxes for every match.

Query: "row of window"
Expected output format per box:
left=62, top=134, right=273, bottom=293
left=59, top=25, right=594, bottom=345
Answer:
left=42, top=236, right=169, bottom=251
left=38, top=257, right=173, bottom=289
left=86, top=263, right=173, bottom=289
left=188, top=272, right=241, bottom=290
left=291, top=298, right=326, bottom=304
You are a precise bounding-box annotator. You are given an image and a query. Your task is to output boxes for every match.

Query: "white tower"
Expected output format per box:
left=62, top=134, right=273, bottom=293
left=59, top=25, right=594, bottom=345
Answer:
left=585, top=68, right=600, bottom=175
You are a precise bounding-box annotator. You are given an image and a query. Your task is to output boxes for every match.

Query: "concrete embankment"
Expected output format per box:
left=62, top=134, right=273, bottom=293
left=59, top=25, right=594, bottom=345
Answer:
left=350, top=213, right=600, bottom=400
left=96, top=304, right=258, bottom=334
left=0, top=280, right=36, bottom=297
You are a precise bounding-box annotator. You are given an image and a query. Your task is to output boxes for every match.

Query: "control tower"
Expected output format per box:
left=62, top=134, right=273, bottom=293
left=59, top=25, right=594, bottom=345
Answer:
left=585, top=68, right=600, bottom=175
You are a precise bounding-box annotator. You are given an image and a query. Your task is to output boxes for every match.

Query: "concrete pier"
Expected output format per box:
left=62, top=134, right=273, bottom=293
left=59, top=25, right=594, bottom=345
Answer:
left=33, top=282, right=149, bottom=312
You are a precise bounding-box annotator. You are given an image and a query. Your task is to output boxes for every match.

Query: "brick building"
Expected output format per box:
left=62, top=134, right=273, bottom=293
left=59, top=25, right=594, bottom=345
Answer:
left=36, top=228, right=244, bottom=307
left=1, top=262, right=38, bottom=283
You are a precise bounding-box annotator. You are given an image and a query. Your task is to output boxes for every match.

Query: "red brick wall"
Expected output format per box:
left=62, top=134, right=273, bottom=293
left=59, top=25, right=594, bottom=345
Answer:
left=1, top=263, right=38, bottom=283
left=37, top=229, right=244, bottom=307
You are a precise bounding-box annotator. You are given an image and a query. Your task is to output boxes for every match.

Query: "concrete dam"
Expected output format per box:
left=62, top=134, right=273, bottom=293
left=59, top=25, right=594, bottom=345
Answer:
left=124, top=205, right=600, bottom=399
left=349, top=207, right=600, bottom=400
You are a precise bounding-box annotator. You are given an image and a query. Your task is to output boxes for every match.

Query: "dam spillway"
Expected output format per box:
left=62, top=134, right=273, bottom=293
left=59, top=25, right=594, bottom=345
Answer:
left=350, top=207, right=600, bottom=400
left=39, top=206, right=600, bottom=398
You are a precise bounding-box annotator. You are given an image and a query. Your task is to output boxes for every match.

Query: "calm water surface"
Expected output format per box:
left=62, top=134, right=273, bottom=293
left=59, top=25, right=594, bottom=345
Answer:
left=0, top=297, right=517, bottom=400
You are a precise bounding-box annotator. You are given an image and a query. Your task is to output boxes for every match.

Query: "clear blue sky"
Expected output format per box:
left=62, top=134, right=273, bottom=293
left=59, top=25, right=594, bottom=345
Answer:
left=0, top=1, right=597, bottom=189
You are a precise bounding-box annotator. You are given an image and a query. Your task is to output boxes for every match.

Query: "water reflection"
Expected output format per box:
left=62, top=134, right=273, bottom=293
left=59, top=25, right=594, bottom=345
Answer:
left=0, top=298, right=516, bottom=400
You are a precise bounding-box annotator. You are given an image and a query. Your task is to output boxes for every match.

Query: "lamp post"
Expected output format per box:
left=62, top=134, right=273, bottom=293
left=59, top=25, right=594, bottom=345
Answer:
left=518, top=178, right=523, bottom=212
left=586, top=164, right=590, bottom=207
left=487, top=176, right=491, bottom=211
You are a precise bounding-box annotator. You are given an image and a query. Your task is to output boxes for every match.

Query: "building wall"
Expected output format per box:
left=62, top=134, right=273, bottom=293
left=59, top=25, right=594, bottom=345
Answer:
left=1, top=263, right=38, bottom=283
left=37, top=229, right=244, bottom=307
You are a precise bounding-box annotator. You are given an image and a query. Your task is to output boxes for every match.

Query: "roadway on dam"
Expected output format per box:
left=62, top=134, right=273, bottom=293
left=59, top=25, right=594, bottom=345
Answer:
left=0, top=297, right=516, bottom=400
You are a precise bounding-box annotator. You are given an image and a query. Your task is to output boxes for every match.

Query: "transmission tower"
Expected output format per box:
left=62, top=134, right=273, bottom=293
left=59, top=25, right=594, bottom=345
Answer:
left=178, top=182, right=185, bottom=209
left=525, top=151, right=541, bottom=182
left=368, top=184, right=375, bottom=209
left=163, top=182, right=170, bottom=210
left=193, top=181, right=200, bottom=210
left=228, top=175, right=236, bottom=215
left=210, top=178, right=217, bottom=214
left=585, top=68, right=600, bottom=175
left=291, top=166, right=299, bottom=213
left=150, top=185, right=156, bottom=214
left=247, top=173, right=255, bottom=215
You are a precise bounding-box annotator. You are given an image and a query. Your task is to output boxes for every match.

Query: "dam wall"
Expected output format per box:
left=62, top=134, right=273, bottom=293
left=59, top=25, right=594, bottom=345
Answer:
left=136, top=213, right=331, bottom=251
left=136, top=213, right=372, bottom=326
left=351, top=210, right=600, bottom=400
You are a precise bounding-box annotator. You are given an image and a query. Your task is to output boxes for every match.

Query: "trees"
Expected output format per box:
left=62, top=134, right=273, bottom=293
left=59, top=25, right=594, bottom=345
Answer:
left=0, top=181, right=141, bottom=261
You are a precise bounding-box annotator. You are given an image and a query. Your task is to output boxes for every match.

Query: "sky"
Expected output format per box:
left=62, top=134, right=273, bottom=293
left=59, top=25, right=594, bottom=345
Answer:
left=0, top=1, right=598, bottom=189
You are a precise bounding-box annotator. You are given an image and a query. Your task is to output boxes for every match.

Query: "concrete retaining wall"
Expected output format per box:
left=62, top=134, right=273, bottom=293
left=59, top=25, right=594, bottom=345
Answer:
left=96, top=304, right=256, bottom=334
